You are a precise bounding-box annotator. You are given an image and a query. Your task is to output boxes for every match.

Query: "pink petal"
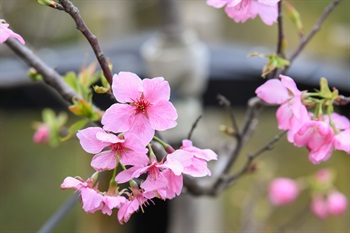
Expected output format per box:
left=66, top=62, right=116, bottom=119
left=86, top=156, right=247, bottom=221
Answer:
left=0, top=23, right=25, bottom=45
left=102, top=104, right=135, bottom=133
left=183, top=158, right=212, bottom=177
left=77, top=127, right=110, bottom=154
left=253, top=1, right=278, bottom=25
left=279, top=75, right=301, bottom=96
left=80, top=188, right=103, bottom=213
left=115, top=166, right=143, bottom=183
left=60, top=176, right=84, bottom=190
left=333, top=129, right=350, bottom=153
left=120, top=133, right=149, bottom=166
left=95, top=131, right=124, bottom=144
left=160, top=159, right=184, bottom=176
left=143, top=77, right=171, bottom=103
left=308, top=143, right=333, bottom=164
left=331, top=113, right=350, bottom=130
left=225, top=4, right=256, bottom=23
left=127, top=113, right=155, bottom=145
left=112, top=72, right=143, bottom=103
left=91, top=150, right=117, bottom=171
left=147, top=101, right=178, bottom=131
left=255, top=79, right=289, bottom=104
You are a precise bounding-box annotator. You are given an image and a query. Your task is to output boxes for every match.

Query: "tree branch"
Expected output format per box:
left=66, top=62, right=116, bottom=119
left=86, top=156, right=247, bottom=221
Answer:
left=5, top=38, right=80, bottom=104
left=223, top=131, right=287, bottom=188
left=187, top=114, right=203, bottom=140
left=287, top=0, right=342, bottom=66
left=276, top=1, right=285, bottom=59
left=58, top=0, right=113, bottom=86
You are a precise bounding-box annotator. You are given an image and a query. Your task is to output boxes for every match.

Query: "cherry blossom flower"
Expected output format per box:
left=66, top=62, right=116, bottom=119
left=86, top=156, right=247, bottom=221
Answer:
left=268, top=178, right=300, bottom=206
left=256, top=75, right=310, bottom=143
left=294, top=120, right=335, bottom=164
left=77, top=127, right=149, bottom=171
left=117, top=186, right=155, bottom=224
left=102, top=72, right=178, bottom=144
left=60, top=176, right=104, bottom=213
left=207, top=0, right=280, bottom=25
left=101, top=195, right=127, bottom=216
left=0, top=20, right=25, bottom=45
left=311, top=191, right=348, bottom=219
left=331, top=113, right=350, bottom=154
left=33, top=124, right=50, bottom=143
left=116, top=150, right=192, bottom=199
left=179, top=139, right=218, bottom=177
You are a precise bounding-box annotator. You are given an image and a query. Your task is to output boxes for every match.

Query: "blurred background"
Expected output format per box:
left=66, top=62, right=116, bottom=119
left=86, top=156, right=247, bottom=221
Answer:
left=1, top=0, right=349, bottom=232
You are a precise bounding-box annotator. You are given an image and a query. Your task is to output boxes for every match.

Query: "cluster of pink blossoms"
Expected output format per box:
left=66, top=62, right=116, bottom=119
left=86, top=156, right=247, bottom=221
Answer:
left=0, top=20, right=25, bottom=45
left=268, top=169, right=348, bottom=219
left=256, top=75, right=350, bottom=164
left=61, top=72, right=218, bottom=223
left=207, top=0, right=280, bottom=25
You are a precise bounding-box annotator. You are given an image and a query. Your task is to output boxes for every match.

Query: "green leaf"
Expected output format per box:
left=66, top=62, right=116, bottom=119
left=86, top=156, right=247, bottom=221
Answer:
left=262, top=54, right=290, bottom=78
left=93, top=85, right=110, bottom=94
left=63, top=72, right=79, bottom=92
left=320, top=77, right=332, bottom=96
left=61, top=118, right=88, bottom=142
left=284, top=1, right=304, bottom=37
left=37, top=0, right=57, bottom=7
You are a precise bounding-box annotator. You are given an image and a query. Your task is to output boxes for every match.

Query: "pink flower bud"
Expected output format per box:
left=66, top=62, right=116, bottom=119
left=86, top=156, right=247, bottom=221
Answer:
left=311, top=191, right=347, bottom=219
left=311, top=195, right=328, bottom=219
left=269, top=178, right=300, bottom=206
left=314, top=168, right=333, bottom=184
left=327, top=191, right=348, bottom=216
left=33, top=124, right=50, bottom=143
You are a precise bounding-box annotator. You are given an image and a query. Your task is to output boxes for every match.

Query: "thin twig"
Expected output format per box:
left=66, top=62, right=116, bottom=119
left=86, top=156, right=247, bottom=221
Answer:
left=187, top=114, right=203, bottom=140
left=223, top=131, right=287, bottom=187
left=58, top=0, right=113, bottom=86
left=217, top=94, right=241, bottom=139
left=207, top=97, right=265, bottom=196
left=286, top=0, right=342, bottom=67
left=276, top=1, right=285, bottom=59
left=5, top=38, right=80, bottom=104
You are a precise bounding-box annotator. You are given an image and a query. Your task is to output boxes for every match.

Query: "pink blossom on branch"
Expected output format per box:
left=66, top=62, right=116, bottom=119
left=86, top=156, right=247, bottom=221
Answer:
left=33, top=124, right=50, bottom=143
left=77, top=127, right=149, bottom=171
left=268, top=178, right=300, bottom=206
left=311, top=191, right=348, bottom=219
left=102, top=72, right=178, bottom=144
left=255, top=75, right=310, bottom=142
left=0, top=20, right=25, bottom=45
left=207, top=0, right=280, bottom=25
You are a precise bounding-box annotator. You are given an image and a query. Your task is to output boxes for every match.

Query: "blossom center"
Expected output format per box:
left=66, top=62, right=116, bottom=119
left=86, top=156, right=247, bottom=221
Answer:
left=132, top=97, right=150, bottom=115
left=110, top=143, right=123, bottom=152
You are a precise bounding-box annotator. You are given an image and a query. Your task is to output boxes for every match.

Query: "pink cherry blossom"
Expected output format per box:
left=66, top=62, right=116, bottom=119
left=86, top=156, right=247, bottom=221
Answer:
left=60, top=176, right=104, bottom=213
left=0, top=20, right=25, bottom=45
left=33, top=124, right=50, bottom=143
left=179, top=139, right=218, bottom=177
left=294, top=120, right=335, bottom=164
left=77, top=127, right=149, bottom=171
left=256, top=75, right=310, bottom=142
left=311, top=191, right=348, bottom=219
left=102, top=72, right=178, bottom=144
left=268, top=178, right=299, bottom=206
left=117, top=187, right=155, bottom=224
left=207, top=0, right=280, bottom=25
left=101, top=195, right=127, bottom=216
left=311, top=195, right=328, bottom=219
left=116, top=150, right=191, bottom=198
left=327, top=191, right=348, bottom=216
left=331, top=113, right=350, bottom=153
